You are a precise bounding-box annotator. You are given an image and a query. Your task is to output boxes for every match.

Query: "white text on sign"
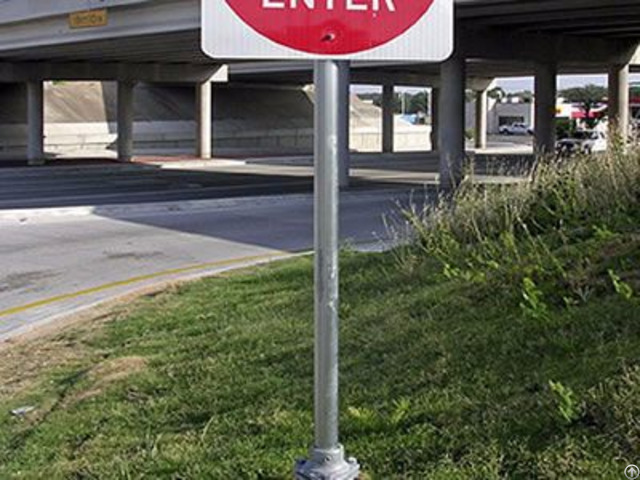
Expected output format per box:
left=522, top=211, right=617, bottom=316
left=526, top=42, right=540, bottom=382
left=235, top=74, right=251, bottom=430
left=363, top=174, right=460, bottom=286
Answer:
left=262, top=0, right=397, bottom=12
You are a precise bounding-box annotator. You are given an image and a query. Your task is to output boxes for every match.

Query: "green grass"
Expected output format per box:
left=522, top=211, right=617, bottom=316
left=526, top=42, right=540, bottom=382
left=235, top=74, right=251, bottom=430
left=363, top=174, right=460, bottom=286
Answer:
left=0, top=150, right=639, bottom=478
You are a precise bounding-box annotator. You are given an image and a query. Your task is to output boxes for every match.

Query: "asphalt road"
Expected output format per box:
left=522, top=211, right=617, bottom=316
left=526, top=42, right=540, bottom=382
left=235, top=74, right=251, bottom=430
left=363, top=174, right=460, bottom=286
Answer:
left=0, top=149, right=533, bottom=210
left=0, top=188, right=422, bottom=342
left=0, top=159, right=428, bottom=210
left=0, top=162, right=313, bottom=209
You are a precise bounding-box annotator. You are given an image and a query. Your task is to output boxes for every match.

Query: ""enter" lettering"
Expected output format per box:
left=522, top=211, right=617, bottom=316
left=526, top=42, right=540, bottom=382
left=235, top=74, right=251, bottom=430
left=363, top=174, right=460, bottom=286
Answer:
left=262, top=0, right=397, bottom=12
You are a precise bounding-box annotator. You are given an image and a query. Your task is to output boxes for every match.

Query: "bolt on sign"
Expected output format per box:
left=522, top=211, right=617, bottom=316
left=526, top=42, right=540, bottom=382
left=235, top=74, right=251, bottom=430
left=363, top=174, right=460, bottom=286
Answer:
left=203, top=0, right=453, bottom=60
left=69, top=9, right=108, bottom=29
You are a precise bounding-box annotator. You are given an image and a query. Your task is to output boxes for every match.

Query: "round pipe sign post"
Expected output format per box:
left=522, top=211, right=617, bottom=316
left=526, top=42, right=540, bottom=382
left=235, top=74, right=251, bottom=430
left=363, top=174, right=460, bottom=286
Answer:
left=294, top=59, right=360, bottom=480
left=201, top=2, right=453, bottom=478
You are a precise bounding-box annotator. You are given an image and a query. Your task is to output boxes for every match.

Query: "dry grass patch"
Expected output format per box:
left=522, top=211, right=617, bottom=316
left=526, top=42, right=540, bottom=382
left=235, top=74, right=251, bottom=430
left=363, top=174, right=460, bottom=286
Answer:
left=0, top=283, right=184, bottom=400
left=64, top=356, right=148, bottom=407
left=0, top=321, right=107, bottom=400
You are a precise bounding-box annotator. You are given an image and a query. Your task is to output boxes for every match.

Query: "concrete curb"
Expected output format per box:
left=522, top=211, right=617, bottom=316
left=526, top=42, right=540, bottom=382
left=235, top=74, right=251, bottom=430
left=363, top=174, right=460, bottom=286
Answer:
left=0, top=158, right=246, bottom=177
left=0, top=194, right=311, bottom=223
left=0, top=252, right=304, bottom=345
left=244, top=152, right=441, bottom=167
left=0, top=238, right=395, bottom=345
left=153, top=159, right=247, bottom=169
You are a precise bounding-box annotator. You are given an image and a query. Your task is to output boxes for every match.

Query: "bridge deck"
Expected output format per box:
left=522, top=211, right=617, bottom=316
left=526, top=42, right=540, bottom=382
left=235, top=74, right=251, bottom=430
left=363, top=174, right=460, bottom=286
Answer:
left=0, top=0, right=639, bottom=81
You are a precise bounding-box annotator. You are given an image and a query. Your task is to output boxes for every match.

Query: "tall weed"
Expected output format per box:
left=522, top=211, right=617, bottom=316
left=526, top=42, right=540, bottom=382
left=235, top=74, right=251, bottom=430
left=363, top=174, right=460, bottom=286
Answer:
left=399, top=146, right=640, bottom=303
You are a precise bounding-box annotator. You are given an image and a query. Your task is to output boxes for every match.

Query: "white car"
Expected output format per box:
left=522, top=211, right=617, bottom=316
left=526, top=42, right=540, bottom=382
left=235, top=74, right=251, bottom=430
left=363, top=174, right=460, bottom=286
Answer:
left=556, top=130, right=607, bottom=156
left=499, top=123, right=533, bottom=135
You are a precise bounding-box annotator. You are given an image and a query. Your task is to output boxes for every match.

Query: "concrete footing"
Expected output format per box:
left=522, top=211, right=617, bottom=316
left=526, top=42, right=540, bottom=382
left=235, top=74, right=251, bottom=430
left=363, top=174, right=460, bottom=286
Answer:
left=27, top=81, right=44, bottom=166
left=382, top=84, right=394, bottom=154
left=117, top=81, right=135, bottom=162
left=608, top=63, right=630, bottom=141
left=474, top=89, right=488, bottom=150
left=534, top=62, right=557, bottom=155
left=430, top=87, right=439, bottom=152
left=438, top=54, right=466, bottom=192
left=338, top=62, right=350, bottom=188
left=196, top=81, right=212, bottom=159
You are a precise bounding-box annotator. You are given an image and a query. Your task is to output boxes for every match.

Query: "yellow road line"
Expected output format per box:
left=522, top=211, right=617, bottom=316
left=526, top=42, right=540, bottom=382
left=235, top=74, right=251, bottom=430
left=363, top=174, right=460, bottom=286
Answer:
left=0, top=251, right=295, bottom=318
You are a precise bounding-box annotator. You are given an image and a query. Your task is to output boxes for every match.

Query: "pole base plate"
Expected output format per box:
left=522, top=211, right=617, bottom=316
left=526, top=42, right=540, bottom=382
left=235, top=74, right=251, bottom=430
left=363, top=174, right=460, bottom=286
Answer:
left=295, top=445, right=360, bottom=480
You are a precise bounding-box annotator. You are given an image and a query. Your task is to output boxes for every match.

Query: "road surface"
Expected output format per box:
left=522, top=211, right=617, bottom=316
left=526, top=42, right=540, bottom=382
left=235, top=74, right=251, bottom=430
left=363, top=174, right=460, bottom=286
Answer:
left=0, top=151, right=532, bottom=209
left=0, top=188, right=422, bottom=341
left=0, top=158, right=428, bottom=209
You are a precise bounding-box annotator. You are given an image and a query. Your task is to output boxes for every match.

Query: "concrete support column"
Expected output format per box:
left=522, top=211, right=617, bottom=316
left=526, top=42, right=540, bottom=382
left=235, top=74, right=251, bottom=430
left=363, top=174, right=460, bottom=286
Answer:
left=534, top=62, right=557, bottom=155
left=430, top=87, right=439, bottom=151
left=337, top=62, right=351, bottom=187
left=117, top=81, right=135, bottom=162
left=474, top=89, right=488, bottom=150
left=27, top=81, right=45, bottom=166
left=608, top=63, right=630, bottom=141
left=438, top=53, right=466, bottom=192
left=382, top=84, right=394, bottom=154
left=196, top=81, right=213, bottom=159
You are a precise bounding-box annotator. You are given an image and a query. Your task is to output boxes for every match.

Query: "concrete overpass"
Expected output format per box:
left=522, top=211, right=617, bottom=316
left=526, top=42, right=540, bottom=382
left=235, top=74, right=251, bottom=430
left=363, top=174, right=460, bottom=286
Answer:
left=1, top=0, right=640, bottom=189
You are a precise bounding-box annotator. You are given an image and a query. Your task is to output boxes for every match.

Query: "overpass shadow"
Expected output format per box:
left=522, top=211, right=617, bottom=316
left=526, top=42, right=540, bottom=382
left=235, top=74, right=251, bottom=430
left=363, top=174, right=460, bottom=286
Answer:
left=80, top=154, right=532, bottom=253
left=1, top=153, right=534, bottom=253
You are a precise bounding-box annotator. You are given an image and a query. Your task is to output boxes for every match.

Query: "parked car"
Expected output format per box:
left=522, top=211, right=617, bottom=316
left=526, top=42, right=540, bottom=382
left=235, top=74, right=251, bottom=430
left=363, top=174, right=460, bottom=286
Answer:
left=499, top=122, right=533, bottom=135
left=556, top=130, right=607, bottom=157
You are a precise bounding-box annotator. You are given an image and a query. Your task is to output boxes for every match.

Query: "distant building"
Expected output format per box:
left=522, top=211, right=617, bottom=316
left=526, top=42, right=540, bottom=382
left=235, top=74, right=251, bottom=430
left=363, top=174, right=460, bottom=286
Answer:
left=465, top=91, right=635, bottom=135
left=466, top=98, right=534, bottom=134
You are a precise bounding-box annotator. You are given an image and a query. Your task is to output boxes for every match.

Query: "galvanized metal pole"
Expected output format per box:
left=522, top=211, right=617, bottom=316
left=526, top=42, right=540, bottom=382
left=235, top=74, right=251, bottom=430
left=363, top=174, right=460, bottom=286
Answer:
left=314, top=58, right=341, bottom=452
left=295, top=59, right=360, bottom=480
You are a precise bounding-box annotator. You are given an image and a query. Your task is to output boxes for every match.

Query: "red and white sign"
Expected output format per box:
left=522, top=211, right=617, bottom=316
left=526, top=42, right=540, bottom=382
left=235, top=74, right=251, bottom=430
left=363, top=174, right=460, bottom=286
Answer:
left=202, top=0, right=453, bottom=61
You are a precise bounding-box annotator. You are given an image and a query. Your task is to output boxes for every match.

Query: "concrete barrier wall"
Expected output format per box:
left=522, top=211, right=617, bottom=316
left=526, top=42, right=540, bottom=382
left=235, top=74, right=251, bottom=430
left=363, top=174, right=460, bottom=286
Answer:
left=0, top=82, right=431, bottom=159
left=0, top=121, right=431, bottom=159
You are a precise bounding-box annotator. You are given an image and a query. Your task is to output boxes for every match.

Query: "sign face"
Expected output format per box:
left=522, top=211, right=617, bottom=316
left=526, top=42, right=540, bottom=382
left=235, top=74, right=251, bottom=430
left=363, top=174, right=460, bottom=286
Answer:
left=202, top=0, right=453, bottom=61
left=69, top=9, right=108, bottom=29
